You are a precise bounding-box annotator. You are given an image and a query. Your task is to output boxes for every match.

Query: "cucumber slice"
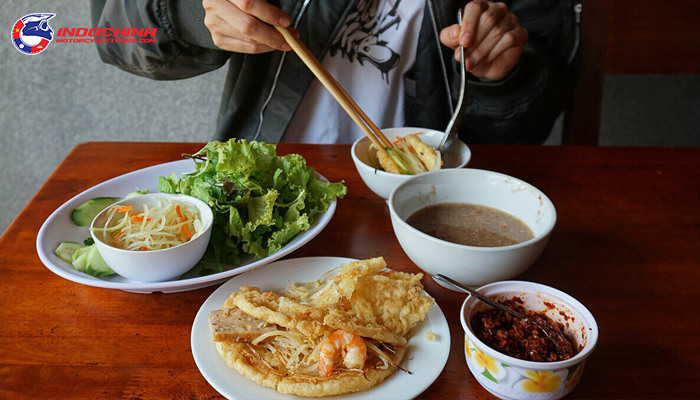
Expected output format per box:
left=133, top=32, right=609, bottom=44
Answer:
left=72, top=245, right=92, bottom=262
left=71, top=197, right=120, bottom=226
left=125, top=189, right=149, bottom=199
left=85, top=247, right=114, bottom=277
left=54, top=242, right=84, bottom=263
left=71, top=251, right=89, bottom=272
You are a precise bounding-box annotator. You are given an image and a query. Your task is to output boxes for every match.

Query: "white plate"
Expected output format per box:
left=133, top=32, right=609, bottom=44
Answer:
left=36, top=160, right=336, bottom=293
left=191, top=257, right=451, bottom=400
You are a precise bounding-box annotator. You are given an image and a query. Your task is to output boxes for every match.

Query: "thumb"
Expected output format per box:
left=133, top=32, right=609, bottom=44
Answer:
left=439, top=24, right=461, bottom=49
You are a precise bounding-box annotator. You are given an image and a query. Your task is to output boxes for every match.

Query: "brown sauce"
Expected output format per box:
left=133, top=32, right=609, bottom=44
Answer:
left=472, top=297, right=577, bottom=362
left=405, top=203, right=534, bottom=247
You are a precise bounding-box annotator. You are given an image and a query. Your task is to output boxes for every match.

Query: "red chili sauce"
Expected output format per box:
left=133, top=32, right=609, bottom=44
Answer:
left=471, top=297, right=577, bottom=362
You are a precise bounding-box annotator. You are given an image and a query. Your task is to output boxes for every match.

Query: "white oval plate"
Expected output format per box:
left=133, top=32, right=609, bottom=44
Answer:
left=191, top=257, right=451, bottom=400
left=36, top=160, right=337, bottom=293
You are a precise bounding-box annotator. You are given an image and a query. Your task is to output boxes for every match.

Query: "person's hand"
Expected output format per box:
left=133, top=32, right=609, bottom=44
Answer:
left=440, top=1, right=528, bottom=82
left=203, top=0, right=296, bottom=53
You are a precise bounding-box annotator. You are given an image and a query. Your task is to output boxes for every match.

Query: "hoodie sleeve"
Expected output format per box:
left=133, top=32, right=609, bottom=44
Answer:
left=457, top=40, right=565, bottom=144
left=91, top=0, right=231, bottom=80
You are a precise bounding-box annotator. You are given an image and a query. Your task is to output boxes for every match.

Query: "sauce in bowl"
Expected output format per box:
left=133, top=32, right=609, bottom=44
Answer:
left=406, top=203, right=534, bottom=247
left=472, top=296, right=577, bottom=362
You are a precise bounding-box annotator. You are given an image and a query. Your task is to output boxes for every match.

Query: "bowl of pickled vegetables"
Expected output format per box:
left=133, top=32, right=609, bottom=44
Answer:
left=351, top=127, right=471, bottom=199
left=89, top=193, right=214, bottom=282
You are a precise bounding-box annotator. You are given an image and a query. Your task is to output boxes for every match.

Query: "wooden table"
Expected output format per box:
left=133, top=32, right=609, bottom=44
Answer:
left=1, top=143, right=699, bottom=399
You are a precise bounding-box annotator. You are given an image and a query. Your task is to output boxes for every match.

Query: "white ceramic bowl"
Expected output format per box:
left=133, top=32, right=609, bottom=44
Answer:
left=388, top=168, right=556, bottom=289
left=461, top=281, right=598, bottom=400
left=351, top=127, right=471, bottom=199
left=90, top=193, right=214, bottom=282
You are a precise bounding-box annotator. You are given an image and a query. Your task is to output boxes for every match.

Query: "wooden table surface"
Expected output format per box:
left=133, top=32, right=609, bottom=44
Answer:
left=1, top=142, right=699, bottom=399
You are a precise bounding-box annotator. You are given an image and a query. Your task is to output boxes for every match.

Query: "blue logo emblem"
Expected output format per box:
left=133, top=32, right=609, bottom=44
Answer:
left=12, top=13, right=56, bottom=55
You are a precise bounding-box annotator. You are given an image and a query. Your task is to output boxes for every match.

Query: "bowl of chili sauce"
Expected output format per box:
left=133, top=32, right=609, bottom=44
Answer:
left=460, top=281, right=598, bottom=400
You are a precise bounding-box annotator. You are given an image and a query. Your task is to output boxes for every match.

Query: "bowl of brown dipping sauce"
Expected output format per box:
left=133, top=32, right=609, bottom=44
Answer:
left=461, top=281, right=598, bottom=400
left=388, top=169, right=556, bottom=289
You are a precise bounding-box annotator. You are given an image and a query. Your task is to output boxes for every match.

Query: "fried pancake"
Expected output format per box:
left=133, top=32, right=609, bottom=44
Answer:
left=212, top=258, right=433, bottom=397
left=324, top=309, right=406, bottom=346
left=216, top=341, right=406, bottom=397
left=209, top=307, right=277, bottom=343
left=289, top=257, right=434, bottom=337
left=228, top=285, right=406, bottom=345
left=229, top=286, right=331, bottom=339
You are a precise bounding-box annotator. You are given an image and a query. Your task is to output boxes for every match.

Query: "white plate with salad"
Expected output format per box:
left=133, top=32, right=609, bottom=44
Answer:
left=36, top=141, right=346, bottom=293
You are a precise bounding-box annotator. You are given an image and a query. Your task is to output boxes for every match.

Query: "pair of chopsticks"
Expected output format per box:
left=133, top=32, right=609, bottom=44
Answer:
left=275, top=27, right=394, bottom=157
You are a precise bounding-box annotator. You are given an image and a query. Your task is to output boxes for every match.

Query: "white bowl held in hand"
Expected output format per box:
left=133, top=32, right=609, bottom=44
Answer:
left=90, top=193, right=214, bottom=283
left=351, top=127, right=471, bottom=199
left=461, top=281, right=598, bottom=400
left=388, top=169, right=556, bottom=289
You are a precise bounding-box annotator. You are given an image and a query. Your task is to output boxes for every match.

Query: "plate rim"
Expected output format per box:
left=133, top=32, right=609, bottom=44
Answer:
left=190, top=256, right=451, bottom=400
left=35, top=159, right=337, bottom=292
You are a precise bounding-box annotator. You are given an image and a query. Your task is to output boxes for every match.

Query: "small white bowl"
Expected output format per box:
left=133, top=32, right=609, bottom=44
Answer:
left=90, top=193, right=214, bottom=282
left=388, top=168, right=556, bottom=289
left=461, top=281, right=598, bottom=400
left=351, top=127, right=471, bottom=199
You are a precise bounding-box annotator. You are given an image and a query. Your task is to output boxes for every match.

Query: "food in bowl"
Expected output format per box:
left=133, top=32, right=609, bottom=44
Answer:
left=208, top=257, right=434, bottom=396
left=388, top=169, right=556, bottom=288
left=351, top=127, right=471, bottom=199
left=90, top=197, right=204, bottom=251
left=406, top=203, right=535, bottom=247
left=472, top=296, right=576, bottom=362
left=373, top=133, right=442, bottom=175
left=90, top=193, right=214, bottom=282
left=461, top=281, right=598, bottom=400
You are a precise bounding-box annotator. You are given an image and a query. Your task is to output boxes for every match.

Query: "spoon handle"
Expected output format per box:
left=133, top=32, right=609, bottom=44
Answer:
left=433, top=274, right=527, bottom=320
left=437, top=9, right=468, bottom=153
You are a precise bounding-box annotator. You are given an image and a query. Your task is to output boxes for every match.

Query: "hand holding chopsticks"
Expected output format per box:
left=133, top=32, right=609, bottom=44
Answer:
left=274, top=27, right=394, bottom=157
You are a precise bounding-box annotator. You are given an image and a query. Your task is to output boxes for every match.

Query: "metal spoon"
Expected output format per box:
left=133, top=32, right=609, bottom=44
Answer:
left=432, top=274, right=569, bottom=354
left=437, top=10, right=468, bottom=154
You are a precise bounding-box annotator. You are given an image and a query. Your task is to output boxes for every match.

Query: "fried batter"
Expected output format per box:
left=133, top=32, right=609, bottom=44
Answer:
left=376, top=148, right=404, bottom=174
left=229, top=286, right=331, bottom=339
left=405, top=134, right=441, bottom=171
left=216, top=341, right=405, bottom=397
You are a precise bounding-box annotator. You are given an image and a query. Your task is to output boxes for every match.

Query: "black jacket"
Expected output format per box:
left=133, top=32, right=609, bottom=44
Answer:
left=91, top=0, right=579, bottom=144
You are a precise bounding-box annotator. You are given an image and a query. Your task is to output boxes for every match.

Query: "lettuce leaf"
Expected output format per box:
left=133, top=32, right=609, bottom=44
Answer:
left=161, top=139, right=346, bottom=273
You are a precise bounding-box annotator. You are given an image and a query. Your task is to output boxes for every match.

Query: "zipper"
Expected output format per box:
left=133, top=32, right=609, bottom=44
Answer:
left=254, top=0, right=313, bottom=141
left=567, top=2, right=582, bottom=68
left=574, top=2, right=582, bottom=23
left=426, top=0, right=454, bottom=115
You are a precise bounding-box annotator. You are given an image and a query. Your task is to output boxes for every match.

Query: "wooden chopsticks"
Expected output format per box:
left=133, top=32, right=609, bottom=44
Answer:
left=275, top=27, right=394, bottom=155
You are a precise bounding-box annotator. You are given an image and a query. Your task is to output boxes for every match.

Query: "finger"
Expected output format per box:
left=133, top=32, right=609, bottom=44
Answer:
left=440, top=24, right=462, bottom=49
left=223, top=6, right=291, bottom=50
left=466, top=2, right=509, bottom=53
left=483, top=26, right=527, bottom=65
left=212, top=35, right=276, bottom=53
left=470, top=45, right=522, bottom=81
left=230, top=0, right=291, bottom=27
left=460, top=0, right=490, bottom=48
left=466, top=13, right=518, bottom=70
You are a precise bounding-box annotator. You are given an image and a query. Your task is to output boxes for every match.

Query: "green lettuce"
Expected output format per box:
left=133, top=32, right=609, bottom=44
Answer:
left=158, top=139, right=346, bottom=273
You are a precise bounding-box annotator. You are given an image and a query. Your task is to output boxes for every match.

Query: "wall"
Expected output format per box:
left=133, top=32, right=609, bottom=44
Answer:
left=1, top=0, right=227, bottom=233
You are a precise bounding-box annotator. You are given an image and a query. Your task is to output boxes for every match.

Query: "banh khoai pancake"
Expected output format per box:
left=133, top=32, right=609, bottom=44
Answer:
left=208, top=257, right=434, bottom=397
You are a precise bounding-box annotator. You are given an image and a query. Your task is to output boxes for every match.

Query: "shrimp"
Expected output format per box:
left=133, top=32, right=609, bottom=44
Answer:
left=318, top=330, right=367, bottom=377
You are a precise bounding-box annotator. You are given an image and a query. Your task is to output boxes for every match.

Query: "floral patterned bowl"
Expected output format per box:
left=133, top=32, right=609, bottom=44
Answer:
left=460, top=281, right=598, bottom=400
